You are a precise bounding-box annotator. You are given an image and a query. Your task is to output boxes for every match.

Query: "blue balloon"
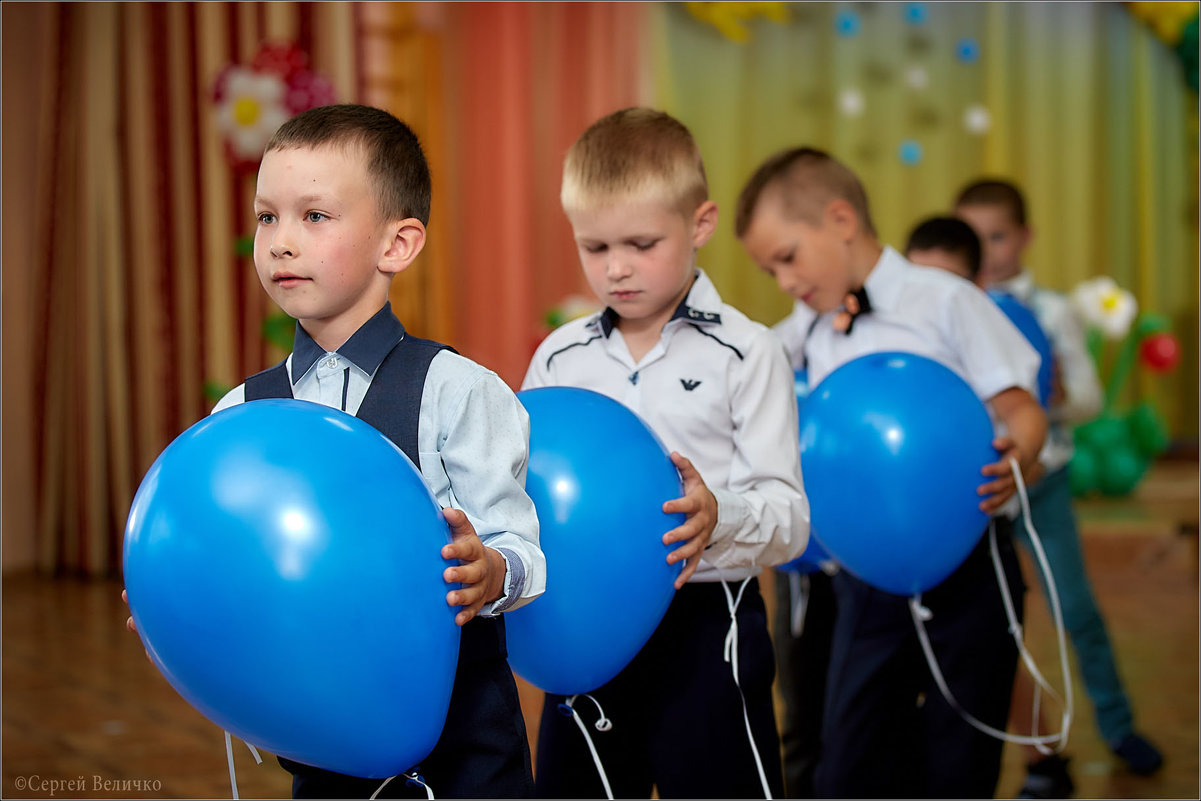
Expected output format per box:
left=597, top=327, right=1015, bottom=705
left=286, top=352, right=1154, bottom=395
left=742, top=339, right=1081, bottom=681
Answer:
left=123, top=399, right=458, bottom=779
left=506, top=387, right=684, bottom=695
left=988, top=290, right=1055, bottom=408
left=777, top=535, right=832, bottom=574
left=799, top=352, right=997, bottom=595
left=794, top=367, right=811, bottom=414
left=779, top=367, right=834, bottom=575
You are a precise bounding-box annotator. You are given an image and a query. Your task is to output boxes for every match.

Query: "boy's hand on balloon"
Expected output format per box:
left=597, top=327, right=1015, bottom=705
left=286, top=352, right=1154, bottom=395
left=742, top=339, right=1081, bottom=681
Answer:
left=978, top=435, right=1042, bottom=514
left=661, top=452, right=717, bottom=589
left=121, top=589, right=153, bottom=664
left=441, top=507, right=506, bottom=626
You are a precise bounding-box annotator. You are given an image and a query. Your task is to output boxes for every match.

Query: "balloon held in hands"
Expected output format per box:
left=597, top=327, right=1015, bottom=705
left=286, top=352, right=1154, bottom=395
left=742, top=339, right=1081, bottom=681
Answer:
left=798, top=352, right=997, bottom=596
left=506, top=387, right=684, bottom=696
left=123, top=399, right=459, bottom=779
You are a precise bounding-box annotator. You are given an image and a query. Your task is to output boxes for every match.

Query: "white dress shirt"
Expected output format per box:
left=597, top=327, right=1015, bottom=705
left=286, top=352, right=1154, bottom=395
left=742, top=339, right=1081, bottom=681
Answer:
left=993, top=270, right=1103, bottom=472
left=523, top=269, right=810, bottom=582
left=215, top=309, right=546, bottom=616
left=774, top=247, right=1042, bottom=519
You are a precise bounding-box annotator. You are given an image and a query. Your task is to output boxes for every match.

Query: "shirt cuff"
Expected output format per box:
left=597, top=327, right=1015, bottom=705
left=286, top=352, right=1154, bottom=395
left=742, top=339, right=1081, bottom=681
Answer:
left=478, top=547, right=525, bottom=616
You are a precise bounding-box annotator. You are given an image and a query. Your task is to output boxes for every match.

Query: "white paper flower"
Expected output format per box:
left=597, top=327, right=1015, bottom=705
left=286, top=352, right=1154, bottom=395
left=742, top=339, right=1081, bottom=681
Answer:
left=838, top=89, right=865, bottom=117
left=216, top=68, right=292, bottom=161
left=963, top=104, right=992, bottom=134
left=905, top=66, right=929, bottom=90
left=1071, top=276, right=1138, bottom=339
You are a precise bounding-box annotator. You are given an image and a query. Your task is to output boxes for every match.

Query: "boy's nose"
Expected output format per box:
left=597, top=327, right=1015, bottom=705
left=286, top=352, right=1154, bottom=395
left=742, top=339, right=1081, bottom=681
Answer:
left=605, top=255, right=632, bottom=280
left=269, top=234, right=296, bottom=258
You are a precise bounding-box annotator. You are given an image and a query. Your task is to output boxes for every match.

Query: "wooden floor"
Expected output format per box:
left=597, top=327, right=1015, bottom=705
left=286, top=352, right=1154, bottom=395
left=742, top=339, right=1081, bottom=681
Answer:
left=3, top=460, right=1197, bottom=799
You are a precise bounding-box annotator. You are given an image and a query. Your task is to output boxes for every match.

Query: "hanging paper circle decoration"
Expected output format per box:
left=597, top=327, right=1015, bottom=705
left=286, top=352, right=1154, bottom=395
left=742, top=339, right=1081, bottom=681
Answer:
left=956, top=37, right=981, bottom=63
left=835, top=9, right=862, bottom=37
left=898, top=139, right=923, bottom=165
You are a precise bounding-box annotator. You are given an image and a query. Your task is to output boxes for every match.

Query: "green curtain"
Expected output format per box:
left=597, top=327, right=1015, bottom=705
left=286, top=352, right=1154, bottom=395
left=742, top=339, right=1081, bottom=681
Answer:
left=649, top=1, right=1197, bottom=437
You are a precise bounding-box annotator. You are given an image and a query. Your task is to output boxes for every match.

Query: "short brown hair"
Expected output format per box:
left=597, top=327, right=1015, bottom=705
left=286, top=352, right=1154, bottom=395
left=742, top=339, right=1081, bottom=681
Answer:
left=267, top=104, right=431, bottom=225
left=735, top=147, right=876, bottom=238
left=561, top=108, right=708, bottom=217
left=954, top=179, right=1027, bottom=226
left=905, top=216, right=982, bottom=279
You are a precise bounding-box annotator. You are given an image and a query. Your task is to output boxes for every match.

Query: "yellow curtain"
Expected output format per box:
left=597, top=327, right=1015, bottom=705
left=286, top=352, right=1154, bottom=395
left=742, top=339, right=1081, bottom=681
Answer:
left=650, top=1, right=1198, bottom=436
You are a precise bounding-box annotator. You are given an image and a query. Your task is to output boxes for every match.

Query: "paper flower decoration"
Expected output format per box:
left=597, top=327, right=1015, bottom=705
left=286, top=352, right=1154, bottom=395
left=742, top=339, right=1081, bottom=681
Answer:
left=212, top=41, right=337, bottom=171
left=963, top=104, right=992, bottom=134
left=1071, top=276, right=1138, bottom=340
left=838, top=89, right=866, bottom=117
left=684, top=2, right=790, bottom=44
left=214, top=68, right=292, bottom=166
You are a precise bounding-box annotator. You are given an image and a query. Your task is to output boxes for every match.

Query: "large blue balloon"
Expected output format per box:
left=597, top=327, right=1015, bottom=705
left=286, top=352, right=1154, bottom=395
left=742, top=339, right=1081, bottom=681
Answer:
left=989, top=290, right=1054, bottom=408
left=777, top=535, right=832, bottom=574
left=799, top=352, right=997, bottom=595
left=506, top=387, right=684, bottom=695
left=123, top=399, right=459, bottom=779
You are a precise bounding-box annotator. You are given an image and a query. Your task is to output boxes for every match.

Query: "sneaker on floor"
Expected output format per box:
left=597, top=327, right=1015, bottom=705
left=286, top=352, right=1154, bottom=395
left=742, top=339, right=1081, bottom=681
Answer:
left=1110, top=732, right=1164, bottom=776
left=1017, top=753, right=1075, bottom=799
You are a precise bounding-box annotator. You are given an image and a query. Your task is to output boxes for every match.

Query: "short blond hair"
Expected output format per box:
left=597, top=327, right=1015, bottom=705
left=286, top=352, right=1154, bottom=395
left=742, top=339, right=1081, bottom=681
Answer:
left=561, top=108, right=709, bottom=217
left=735, top=147, right=876, bottom=238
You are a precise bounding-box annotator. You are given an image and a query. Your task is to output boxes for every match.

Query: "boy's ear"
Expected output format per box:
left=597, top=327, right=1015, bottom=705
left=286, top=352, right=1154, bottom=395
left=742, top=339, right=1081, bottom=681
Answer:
left=378, top=219, right=427, bottom=276
left=691, top=200, right=719, bottom=249
left=824, top=198, right=859, bottom=242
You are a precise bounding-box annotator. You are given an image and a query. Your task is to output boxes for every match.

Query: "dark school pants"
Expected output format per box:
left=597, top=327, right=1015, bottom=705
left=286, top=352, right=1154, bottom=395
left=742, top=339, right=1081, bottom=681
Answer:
left=534, top=579, right=784, bottom=799
left=279, top=618, right=534, bottom=799
left=814, top=518, right=1026, bottom=799
left=772, top=568, right=837, bottom=798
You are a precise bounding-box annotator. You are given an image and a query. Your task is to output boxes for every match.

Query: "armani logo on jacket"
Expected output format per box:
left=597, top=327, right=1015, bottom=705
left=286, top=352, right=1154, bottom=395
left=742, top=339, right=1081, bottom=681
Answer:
left=680, top=379, right=702, bottom=391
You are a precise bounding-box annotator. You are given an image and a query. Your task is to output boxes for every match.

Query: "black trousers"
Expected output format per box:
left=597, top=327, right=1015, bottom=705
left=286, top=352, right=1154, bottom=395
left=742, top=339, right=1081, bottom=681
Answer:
left=772, top=568, right=837, bottom=798
left=814, top=519, right=1026, bottom=799
left=279, top=619, right=534, bottom=799
left=534, top=579, right=784, bottom=799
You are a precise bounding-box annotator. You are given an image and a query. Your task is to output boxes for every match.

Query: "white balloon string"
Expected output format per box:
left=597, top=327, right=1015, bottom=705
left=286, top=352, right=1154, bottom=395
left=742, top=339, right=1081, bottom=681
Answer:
left=563, top=694, right=614, bottom=799
left=369, top=776, right=396, bottom=800
left=908, top=457, right=1073, bottom=749
left=1009, top=456, right=1074, bottom=753
left=224, top=731, right=239, bottom=800
left=223, top=732, right=264, bottom=800
left=719, top=576, right=773, bottom=800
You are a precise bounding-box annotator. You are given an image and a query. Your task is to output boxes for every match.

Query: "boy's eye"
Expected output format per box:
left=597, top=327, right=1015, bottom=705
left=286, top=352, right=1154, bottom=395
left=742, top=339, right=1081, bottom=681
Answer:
left=256, top=212, right=276, bottom=225
left=583, top=243, right=607, bottom=254
left=632, top=240, right=658, bottom=252
left=306, top=211, right=329, bottom=223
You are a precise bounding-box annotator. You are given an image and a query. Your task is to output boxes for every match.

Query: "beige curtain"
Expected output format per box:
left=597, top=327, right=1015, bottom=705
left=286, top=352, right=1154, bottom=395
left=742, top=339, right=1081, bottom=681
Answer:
left=2, top=2, right=370, bottom=575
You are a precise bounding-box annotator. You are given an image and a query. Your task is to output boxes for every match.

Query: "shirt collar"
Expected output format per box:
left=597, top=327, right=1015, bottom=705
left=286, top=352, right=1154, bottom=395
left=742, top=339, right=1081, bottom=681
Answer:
left=291, top=303, right=405, bottom=382
left=992, top=270, right=1035, bottom=302
left=591, top=269, right=724, bottom=338
left=860, top=245, right=910, bottom=312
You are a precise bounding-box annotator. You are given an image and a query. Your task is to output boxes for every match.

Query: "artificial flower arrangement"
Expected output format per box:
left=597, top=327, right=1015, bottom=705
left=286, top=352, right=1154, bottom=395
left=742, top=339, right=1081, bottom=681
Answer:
left=1068, top=277, right=1181, bottom=496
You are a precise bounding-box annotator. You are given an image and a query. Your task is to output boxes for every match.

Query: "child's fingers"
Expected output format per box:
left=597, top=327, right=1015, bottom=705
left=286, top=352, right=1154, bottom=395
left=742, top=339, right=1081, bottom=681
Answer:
left=447, top=583, right=486, bottom=626
left=443, top=507, right=475, bottom=536
left=666, top=528, right=705, bottom=564
left=669, top=452, right=702, bottom=489
left=979, top=489, right=1014, bottom=514
left=662, top=495, right=698, bottom=516
left=443, top=559, right=486, bottom=586
left=675, top=552, right=703, bottom=589
left=977, top=475, right=1013, bottom=497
